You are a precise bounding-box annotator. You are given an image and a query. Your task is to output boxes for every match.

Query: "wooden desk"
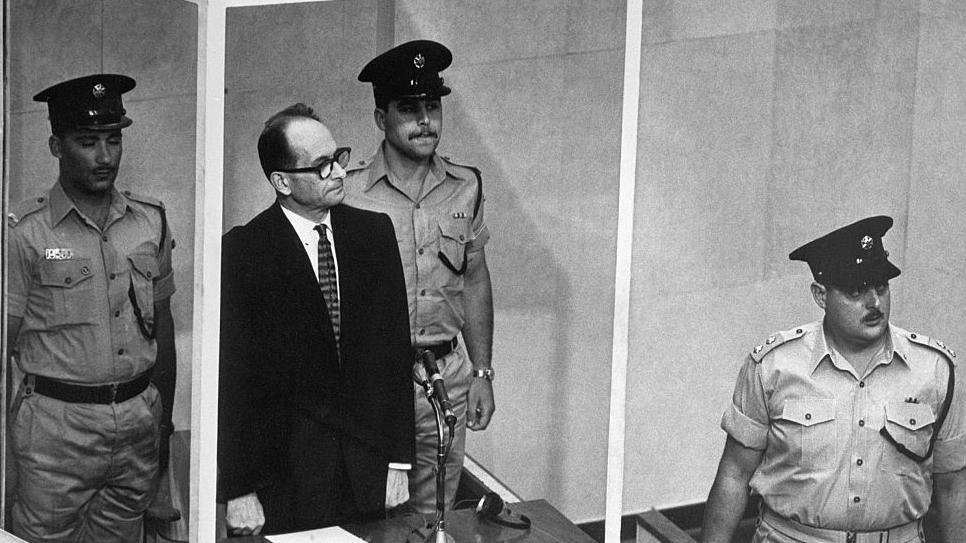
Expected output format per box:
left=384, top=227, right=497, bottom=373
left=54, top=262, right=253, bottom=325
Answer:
left=220, top=500, right=595, bottom=543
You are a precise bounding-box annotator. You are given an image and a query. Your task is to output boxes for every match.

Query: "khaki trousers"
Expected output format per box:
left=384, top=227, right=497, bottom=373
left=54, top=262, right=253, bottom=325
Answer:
left=10, top=384, right=161, bottom=542
left=408, top=347, right=472, bottom=514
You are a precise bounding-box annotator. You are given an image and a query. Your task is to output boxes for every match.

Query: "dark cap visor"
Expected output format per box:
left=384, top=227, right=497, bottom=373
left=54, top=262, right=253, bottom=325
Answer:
left=818, top=259, right=901, bottom=289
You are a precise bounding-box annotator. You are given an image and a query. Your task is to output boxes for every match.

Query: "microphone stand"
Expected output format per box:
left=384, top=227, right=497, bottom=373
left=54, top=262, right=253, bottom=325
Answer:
left=417, top=372, right=456, bottom=543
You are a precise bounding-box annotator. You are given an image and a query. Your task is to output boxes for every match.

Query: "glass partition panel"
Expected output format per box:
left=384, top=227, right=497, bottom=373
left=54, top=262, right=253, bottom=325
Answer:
left=4, top=0, right=197, bottom=538
left=623, top=2, right=966, bottom=537
left=220, top=0, right=627, bottom=529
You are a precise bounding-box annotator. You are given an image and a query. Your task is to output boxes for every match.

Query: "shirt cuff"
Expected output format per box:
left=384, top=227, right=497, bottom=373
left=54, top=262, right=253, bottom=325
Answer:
left=934, top=431, right=966, bottom=473
left=153, top=270, right=176, bottom=301
left=388, top=463, right=412, bottom=471
left=467, top=224, right=490, bottom=252
left=721, top=403, right=768, bottom=450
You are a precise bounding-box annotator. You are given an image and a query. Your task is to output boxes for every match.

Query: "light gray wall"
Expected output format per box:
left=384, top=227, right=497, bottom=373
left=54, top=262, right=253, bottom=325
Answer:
left=624, top=0, right=966, bottom=513
left=7, top=0, right=197, bottom=430
left=9, top=0, right=966, bottom=528
left=220, top=0, right=626, bottom=523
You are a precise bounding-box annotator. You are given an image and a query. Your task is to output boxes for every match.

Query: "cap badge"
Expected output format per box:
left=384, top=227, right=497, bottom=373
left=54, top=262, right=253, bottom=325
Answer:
left=860, top=235, right=873, bottom=251
left=92, top=83, right=107, bottom=98
left=413, top=53, right=426, bottom=69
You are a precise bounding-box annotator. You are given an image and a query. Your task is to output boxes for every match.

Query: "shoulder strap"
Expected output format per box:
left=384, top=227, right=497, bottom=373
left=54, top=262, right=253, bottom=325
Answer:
left=123, top=190, right=168, bottom=252
left=750, top=326, right=807, bottom=363
left=440, top=156, right=484, bottom=218
left=881, top=333, right=956, bottom=462
left=471, top=167, right=483, bottom=219
left=8, top=195, right=49, bottom=227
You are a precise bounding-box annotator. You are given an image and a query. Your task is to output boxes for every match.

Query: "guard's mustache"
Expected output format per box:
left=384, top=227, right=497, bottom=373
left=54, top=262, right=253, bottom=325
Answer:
left=410, top=131, right=437, bottom=139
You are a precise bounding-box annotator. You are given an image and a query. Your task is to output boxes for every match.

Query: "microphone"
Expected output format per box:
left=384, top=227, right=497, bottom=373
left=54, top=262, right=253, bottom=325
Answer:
left=419, top=350, right=457, bottom=427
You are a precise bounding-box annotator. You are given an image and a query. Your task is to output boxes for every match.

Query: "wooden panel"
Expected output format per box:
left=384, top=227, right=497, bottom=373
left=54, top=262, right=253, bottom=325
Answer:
left=636, top=509, right=697, bottom=543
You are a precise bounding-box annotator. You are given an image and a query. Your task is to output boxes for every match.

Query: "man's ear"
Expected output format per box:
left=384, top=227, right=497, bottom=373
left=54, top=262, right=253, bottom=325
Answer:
left=269, top=171, right=291, bottom=196
left=810, top=281, right=828, bottom=310
left=373, top=108, right=386, bottom=132
left=48, top=135, right=62, bottom=159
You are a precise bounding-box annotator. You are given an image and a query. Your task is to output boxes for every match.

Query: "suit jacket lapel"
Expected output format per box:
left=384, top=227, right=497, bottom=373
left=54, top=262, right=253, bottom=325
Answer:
left=265, top=203, right=325, bottom=303
left=330, top=205, right=364, bottom=307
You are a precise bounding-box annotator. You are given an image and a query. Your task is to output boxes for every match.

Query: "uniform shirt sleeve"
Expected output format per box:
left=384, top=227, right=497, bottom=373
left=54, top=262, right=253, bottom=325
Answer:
left=466, top=187, right=489, bottom=253
left=153, top=218, right=176, bottom=301
left=933, top=354, right=966, bottom=473
left=721, top=356, right=770, bottom=450
left=6, top=228, right=31, bottom=318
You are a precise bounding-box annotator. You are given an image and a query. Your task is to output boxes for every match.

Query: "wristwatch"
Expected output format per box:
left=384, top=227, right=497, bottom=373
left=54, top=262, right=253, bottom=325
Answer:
left=472, top=367, right=496, bottom=382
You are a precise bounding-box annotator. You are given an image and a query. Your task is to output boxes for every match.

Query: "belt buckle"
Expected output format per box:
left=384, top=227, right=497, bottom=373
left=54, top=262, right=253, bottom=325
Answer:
left=109, top=382, right=118, bottom=403
left=846, top=532, right=856, bottom=543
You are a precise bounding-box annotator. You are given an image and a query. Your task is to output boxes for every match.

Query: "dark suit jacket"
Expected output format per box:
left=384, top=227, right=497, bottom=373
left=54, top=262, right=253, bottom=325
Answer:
left=217, top=202, right=414, bottom=506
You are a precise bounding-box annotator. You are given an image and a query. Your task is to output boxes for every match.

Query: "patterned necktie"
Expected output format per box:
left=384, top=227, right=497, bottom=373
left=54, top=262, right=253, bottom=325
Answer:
left=314, top=224, right=340, bottom=348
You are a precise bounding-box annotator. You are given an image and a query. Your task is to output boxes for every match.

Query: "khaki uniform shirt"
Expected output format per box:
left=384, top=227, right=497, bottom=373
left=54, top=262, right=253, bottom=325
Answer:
left=344, top=143, right=489, bottom=347
left=722, top=320, right=966, bottom=530
left=7, top=182, right=176, bottom=385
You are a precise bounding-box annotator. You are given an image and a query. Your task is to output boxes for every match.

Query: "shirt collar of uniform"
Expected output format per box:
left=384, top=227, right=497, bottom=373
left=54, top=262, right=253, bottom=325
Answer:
left=48, top=181, right=128, bottom=227
left=363, top=141, right=467, bottom=193
left=888, top=325, right=912, bottom=366
left=279, top=203, right=332, bottom=242
left=810, top=322, right=904, bottom=375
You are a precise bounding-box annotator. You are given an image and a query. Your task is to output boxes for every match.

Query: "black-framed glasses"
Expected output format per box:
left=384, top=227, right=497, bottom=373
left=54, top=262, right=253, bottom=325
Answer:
left=276, top=147, right=351, bottom=179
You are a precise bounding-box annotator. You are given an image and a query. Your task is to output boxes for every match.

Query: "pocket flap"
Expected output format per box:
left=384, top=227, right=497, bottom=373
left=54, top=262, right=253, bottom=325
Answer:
left=781, top=399, right=836, bottom=427
left=37, top=259, right=95, bottom=288
left=885, top=402, right=936, bottom=431
left=438, top=219, right=470, bottom=243
left=127, top=253, right=159, bottom=280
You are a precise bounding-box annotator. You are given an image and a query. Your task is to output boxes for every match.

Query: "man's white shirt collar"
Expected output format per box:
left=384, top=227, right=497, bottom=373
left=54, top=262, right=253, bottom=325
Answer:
left=279, top=204, right=337, bottom=284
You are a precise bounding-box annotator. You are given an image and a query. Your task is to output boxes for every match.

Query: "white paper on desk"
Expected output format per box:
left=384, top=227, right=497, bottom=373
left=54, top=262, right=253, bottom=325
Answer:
left=265, top=526, right=365, bottom=543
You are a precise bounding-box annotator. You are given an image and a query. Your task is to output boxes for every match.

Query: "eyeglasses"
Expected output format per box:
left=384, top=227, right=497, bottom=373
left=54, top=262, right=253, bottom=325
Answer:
left=276, top=147, right=351, bottom=179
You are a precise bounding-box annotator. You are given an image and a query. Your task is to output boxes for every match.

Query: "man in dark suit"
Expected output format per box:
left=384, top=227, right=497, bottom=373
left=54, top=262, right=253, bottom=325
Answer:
left=217, top=103, right=415, bottom=536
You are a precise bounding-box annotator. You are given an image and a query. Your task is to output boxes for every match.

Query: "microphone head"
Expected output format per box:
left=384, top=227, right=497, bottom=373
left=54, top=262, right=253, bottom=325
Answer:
left=420, top=349, right=440, bottom=373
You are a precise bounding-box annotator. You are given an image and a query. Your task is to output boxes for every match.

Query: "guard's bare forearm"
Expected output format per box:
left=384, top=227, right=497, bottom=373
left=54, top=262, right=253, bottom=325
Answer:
left=152, top=299, right=177, bottom=425
left=461, top=249, right=493, bottom=368
left=700, top=436, right=762, bottom=543
left=930, top=467, right=966, bottom=542
left=700, top=470, right=750, bottom=542
left=6, top=316, right=22, bottom=360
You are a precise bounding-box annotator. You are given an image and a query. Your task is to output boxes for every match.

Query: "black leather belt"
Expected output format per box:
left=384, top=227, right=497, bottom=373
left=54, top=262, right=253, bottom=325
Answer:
left=412, top=338, right=458, bottom=362
left=28, top=372, right=151, bottom=404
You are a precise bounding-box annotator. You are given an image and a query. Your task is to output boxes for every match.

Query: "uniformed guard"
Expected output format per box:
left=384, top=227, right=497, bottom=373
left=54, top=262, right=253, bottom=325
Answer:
left=345, top=40, right=496, bottom=514
left=700, top=216, right=966, bottom=542
left=6, top=74, right=178, bottom=542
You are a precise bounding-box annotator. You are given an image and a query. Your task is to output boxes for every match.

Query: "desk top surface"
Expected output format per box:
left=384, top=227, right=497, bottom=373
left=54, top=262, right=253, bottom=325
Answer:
left=220, top=499, right=596, bottom=543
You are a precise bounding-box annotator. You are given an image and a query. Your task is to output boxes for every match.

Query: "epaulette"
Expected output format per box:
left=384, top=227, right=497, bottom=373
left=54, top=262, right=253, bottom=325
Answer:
left=439, top=155, right=484, bottom=218
left=122, top=189, right=165, bottom=210
left=750, top=326, right=807, bottom=363
left=122, top=190, right=169, bottom=249
left=907, top=332, right=958, bottom=365
left=346, top=157, right=372, bottom=174
left=439, top=154, right=480, bottom=176
left=7, top=195, right=49, bottom=227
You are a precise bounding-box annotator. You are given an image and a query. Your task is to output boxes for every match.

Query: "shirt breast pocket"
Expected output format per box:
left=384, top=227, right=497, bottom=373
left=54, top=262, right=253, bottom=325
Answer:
left=127, top=253, right=159, bottom=333
left=779, top=398, right=837, bottom=470
left=880, top=402, right=936, bottom=474
left=437, top=218, right=470, bottom=277
left=36, top=259, right=98, bottom=326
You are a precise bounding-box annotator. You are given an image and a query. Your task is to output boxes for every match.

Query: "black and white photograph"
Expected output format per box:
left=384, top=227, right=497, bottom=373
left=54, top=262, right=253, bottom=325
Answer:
left=4, top=1, right=966, bottom=542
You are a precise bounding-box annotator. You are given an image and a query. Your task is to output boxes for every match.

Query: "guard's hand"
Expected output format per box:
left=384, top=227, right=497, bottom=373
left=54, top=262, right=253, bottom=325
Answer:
left=385, top=468, right=410, bottom=509
left=158, top=423, right=173, bottom=474
left=226, top=492, right=265, bottom=536
left=466, top=378, right=494, bottom=431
